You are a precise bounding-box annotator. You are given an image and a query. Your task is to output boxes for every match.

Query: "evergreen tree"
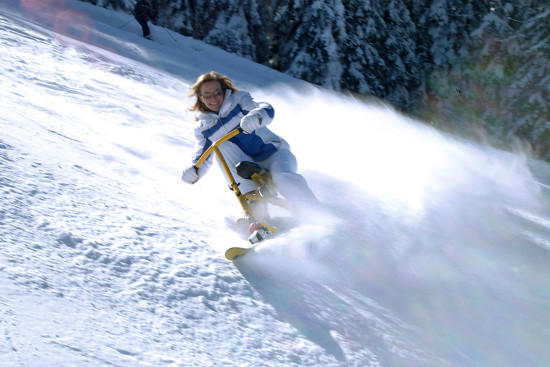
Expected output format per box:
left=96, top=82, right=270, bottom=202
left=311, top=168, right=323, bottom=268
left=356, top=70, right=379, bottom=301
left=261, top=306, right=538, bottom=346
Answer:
left=416, top=0, right=489, bottom=120
left=406, top=0, right=431, bottom=70
left=426, top=2, right=519, bottom=135
left=418, top=0, right=488, bottom=68
left=202, top=0, right=270, bottom=64
left=267, top=0, right=298, bottom=71
left=382, top=0, right=420, bottom=111
left=510, top=3, right=550, bottom=159
left=157, top=0, right=269, bottom=63
left=421, top=1, right=549, bottom=159
left=340, top=0, right=387, bottom=96
left=274, top=0, right=346, bottom=89
left=159, top=0, right=226, bottom=39
left=155, top=0, right=195, bottom=37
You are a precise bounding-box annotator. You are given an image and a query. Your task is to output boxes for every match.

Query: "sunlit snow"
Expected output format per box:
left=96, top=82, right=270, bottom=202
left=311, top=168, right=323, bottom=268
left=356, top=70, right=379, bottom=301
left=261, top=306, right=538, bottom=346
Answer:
left=2, top=1, right=550, bottom=366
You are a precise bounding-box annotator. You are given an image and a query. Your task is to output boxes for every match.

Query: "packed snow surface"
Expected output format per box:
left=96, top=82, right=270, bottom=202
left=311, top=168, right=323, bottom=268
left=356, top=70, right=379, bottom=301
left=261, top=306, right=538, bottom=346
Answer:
left=2, top=1, right=550, bottom=366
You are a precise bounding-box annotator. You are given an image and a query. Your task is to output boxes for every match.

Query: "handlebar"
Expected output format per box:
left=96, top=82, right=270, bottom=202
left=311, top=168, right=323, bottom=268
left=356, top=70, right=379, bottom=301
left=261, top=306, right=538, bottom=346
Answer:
left=194, top=128, right=243, bottom=168
left=191, top=126, right=278, bottom=233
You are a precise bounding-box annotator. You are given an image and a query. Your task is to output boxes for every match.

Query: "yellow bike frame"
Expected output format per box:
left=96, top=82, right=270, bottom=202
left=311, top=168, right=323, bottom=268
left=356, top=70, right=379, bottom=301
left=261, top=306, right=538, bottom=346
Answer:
left=194, top=128, right=277, bottom=234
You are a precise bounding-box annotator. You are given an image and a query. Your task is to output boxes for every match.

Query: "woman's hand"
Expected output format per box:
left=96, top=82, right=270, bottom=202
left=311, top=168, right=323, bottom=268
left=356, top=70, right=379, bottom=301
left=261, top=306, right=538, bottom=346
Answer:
left=181, top=166, right=199, bottom=184
left=240, top=114, right=263, bottom=134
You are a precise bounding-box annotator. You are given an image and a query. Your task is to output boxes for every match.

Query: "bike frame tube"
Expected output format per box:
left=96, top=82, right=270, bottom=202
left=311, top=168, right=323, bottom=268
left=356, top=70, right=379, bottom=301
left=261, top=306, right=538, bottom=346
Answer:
left=194, top=128, right=277, bottom=233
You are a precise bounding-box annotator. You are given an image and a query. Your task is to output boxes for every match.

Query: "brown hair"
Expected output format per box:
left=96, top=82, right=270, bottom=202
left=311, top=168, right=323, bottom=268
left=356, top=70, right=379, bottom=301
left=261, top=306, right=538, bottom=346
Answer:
left=188, top=71, right=238, bottom=113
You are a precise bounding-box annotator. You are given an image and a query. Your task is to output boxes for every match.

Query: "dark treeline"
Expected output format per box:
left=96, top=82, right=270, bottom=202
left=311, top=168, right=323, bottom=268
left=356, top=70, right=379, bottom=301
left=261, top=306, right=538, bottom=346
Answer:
left=84, top=0, right=549, bottom=160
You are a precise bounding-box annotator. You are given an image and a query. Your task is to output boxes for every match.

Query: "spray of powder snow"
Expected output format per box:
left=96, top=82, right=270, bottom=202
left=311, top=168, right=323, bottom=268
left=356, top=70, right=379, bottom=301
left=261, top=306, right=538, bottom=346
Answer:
left=211, top=85, right=550, bottom=366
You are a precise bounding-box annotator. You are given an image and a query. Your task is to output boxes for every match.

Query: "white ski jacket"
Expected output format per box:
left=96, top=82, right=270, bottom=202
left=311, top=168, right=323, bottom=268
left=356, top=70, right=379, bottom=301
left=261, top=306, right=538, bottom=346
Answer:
left=190, top=90, right=289, bottom=178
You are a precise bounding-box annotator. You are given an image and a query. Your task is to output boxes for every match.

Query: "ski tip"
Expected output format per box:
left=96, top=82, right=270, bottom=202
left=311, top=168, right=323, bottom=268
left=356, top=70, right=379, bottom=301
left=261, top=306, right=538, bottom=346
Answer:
left=225, top=245, right=254, bottom=261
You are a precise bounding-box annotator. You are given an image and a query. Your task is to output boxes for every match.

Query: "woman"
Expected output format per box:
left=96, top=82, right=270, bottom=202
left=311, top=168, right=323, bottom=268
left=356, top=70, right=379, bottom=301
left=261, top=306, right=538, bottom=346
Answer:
left=181, top=71, right=319, bottom=218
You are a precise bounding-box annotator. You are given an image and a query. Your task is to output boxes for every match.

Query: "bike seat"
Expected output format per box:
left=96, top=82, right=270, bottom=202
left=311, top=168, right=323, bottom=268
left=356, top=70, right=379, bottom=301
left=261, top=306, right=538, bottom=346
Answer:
left=236, top=161, right=264, bottom=179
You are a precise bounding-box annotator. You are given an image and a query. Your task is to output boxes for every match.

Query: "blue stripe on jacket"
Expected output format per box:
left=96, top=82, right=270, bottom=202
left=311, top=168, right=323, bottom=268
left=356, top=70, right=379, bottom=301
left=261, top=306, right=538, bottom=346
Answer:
left=262, top=104, right=275, bottom=119
left=201, top=105, right=243, bottom=139
left=198, top=104, right=277, bottom=163
left=230, top=133, right=277, bottom=161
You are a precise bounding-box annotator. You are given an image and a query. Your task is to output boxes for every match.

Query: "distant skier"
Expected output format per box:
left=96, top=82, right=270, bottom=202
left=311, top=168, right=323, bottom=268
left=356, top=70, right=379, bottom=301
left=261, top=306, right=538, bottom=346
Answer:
left=181, top=71, right=320, bottom=219
left=133, top=0, right=157, bottom=40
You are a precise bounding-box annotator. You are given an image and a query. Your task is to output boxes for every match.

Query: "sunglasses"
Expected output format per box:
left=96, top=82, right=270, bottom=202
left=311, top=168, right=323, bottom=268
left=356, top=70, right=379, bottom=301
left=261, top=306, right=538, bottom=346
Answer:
left=200, top=89, right=224, bottom=100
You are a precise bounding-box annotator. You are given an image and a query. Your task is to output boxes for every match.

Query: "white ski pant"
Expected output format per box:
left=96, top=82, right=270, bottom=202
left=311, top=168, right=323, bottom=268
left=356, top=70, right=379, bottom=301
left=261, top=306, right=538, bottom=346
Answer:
left=217, top=142, right=318, bottom=211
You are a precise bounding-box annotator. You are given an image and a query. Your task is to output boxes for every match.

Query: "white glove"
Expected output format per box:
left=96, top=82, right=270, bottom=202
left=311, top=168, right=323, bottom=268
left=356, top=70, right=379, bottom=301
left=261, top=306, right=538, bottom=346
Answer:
left=240, top=114, right=263, bottom=134
left=181, top=166, right=199, bottom=184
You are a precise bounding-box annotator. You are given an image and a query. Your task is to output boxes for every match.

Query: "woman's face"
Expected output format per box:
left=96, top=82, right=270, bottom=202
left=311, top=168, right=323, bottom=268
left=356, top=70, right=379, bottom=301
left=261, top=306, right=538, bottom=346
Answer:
left=199, top=80, right=224, bottom=113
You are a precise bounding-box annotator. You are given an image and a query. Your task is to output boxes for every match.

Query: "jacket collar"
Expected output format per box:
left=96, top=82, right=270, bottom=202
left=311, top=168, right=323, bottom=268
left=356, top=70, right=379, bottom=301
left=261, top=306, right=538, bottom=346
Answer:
left=218, top=89, right=236, bottom=116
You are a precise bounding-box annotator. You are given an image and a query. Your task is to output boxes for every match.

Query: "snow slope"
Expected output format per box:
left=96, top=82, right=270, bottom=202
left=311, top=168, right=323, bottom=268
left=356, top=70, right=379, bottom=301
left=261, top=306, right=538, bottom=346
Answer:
left=2, top=1, right=550, bottom=366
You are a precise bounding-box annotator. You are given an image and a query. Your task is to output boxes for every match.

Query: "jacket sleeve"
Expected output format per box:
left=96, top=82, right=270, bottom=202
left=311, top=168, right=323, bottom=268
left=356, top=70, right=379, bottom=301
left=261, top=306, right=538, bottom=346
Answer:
left=239, top=92, right=275, bottom=127
left=190, top=128, right=213, bottom=180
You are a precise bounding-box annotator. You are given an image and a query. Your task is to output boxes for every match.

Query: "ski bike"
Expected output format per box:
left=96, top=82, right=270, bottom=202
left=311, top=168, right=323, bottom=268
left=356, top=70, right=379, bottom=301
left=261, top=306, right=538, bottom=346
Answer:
left=194, top=128, right=288, bottom=259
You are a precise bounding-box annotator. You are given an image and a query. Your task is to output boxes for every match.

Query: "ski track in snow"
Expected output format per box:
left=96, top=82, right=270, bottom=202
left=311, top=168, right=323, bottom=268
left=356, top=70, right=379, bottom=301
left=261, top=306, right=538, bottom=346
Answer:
left=2, top=1, right=550, bottom=366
